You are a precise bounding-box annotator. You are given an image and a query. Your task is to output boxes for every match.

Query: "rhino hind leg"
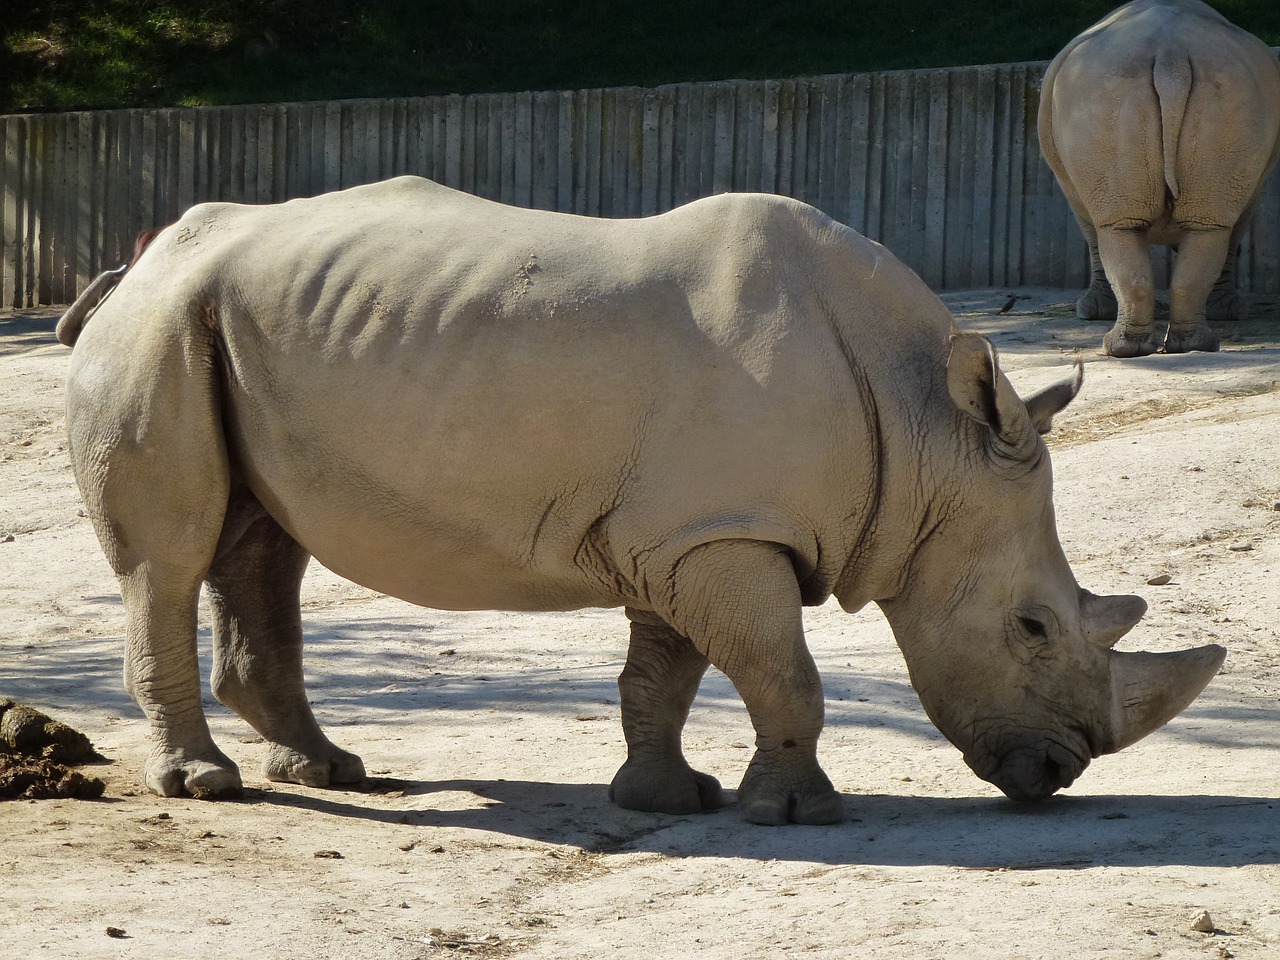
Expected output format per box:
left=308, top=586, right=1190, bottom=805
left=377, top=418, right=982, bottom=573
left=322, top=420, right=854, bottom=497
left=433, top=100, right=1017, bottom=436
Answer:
left=1164, top=229, right=1231, bottom=354
left=659, top=541, right=843, bottom=826
left=206, top=494, right=365, bottom=789
left=67, top=328, right=241, bottom=799
left=610, top=610, right=722, bottom=815
left=122, top=568, right=244, bottom=800
left=1097, top=227, right=1161, bottom=358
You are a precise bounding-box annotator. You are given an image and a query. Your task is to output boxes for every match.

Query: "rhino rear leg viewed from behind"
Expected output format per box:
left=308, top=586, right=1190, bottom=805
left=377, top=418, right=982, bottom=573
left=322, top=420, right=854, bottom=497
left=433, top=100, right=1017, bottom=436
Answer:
left=206, top=497, right=366, bottom=788
left=610, top=609, right=722, bottom=814
left=657, top=539, right=843, bottom=826
left=1164, top=227, right=1231, bottom=353
left=1096, top=227, right=1162, bottom=358
left=66, top=300, right=241, bottom=798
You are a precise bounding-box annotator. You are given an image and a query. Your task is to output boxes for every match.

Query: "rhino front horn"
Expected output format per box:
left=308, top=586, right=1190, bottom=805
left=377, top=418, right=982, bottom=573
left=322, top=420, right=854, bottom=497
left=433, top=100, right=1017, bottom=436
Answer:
left=1107, top=645, right=1226, bottom=752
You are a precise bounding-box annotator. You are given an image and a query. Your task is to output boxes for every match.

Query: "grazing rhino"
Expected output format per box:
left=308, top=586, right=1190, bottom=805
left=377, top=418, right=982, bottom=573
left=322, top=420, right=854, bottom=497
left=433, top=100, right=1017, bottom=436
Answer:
left=58, top=177, right=1224, bottom=824
left=1038, top=0, right=1280, bottom=357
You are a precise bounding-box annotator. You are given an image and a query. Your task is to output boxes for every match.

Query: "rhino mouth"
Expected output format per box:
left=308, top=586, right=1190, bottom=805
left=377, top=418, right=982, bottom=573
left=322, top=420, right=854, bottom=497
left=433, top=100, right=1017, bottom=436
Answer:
left=967, top=729, right=1094, bottom=802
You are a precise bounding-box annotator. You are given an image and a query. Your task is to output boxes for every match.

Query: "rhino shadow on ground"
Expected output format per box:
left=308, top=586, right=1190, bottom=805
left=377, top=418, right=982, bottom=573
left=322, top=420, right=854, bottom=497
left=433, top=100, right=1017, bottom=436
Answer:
left=7, top=610, right=945, bottom=739
left=0, top=311, right=59, bottom=358
left=247, top=777, right=1279, bottom=869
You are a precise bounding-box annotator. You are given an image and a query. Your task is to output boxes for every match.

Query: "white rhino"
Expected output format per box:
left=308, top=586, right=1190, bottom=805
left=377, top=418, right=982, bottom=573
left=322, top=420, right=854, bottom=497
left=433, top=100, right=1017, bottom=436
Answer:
left=1038, top=0, right=1280, bottom=357
left=58, top=177, right=1224, bottom=824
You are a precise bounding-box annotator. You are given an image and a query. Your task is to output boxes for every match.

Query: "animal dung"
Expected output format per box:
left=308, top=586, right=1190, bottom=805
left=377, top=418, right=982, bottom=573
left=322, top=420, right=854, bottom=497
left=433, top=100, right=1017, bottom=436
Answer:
left=0, top=700, right=106, bottom=801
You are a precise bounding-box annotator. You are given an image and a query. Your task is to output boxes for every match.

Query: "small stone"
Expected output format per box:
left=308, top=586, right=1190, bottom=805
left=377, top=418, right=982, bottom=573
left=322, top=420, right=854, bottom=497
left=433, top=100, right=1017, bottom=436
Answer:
left=105, top=927, right=128, bottom=939
left=1191, top=910, right=1215, bottom=933
left=314, top=849, right=343, bottom=859
left=1228, top=542, right=1254, bottom=552
left=1146, top=573, right=1172, bottom=586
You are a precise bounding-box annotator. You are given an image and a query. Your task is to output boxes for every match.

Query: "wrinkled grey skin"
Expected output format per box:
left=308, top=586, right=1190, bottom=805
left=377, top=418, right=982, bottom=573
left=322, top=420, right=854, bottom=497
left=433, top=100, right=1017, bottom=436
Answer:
left=60, top=177, right=1224, bottom=824
left=1039, top=0, right=1280, bottom=357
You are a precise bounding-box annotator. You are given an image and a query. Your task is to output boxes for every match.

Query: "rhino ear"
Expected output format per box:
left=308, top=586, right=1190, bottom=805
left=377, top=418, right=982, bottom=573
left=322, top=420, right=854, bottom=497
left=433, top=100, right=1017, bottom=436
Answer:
left=946, top=333, right=1039, bottom=461
left=1023, top=361, right=1084, bottom=435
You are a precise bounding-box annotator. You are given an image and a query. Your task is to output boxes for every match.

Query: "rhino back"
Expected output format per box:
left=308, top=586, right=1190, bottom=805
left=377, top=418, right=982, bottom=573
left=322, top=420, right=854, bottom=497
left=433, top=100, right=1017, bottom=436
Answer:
left=95, top=178, right=949, bottom=613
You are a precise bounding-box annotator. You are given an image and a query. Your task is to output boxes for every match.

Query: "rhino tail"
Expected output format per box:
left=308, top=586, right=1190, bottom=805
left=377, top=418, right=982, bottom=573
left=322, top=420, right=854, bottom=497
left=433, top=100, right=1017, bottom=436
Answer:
left=55, top=227, right=166, bottom=347
left=1151, top=50, right=1192, bottom=201
left=55, top=265, right=129, bottom=346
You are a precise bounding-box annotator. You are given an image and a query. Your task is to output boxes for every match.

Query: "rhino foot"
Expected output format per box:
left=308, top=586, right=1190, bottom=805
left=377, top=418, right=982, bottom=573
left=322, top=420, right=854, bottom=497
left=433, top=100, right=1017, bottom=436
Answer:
left=1163, top=325, right=1220, bottom=354
left=145, top=746, right=243, bottom=800
left=1103, top=325, right=1159, bottom=358
left=737, top=760, right=843, bottom=826
left=1076, top=284, right=1118, bottom=321
left=609, top=758, right=723, bottom=814
left=264, top=742, right=366, bottom=788
left=1205, top=288, right=1247, bottom=322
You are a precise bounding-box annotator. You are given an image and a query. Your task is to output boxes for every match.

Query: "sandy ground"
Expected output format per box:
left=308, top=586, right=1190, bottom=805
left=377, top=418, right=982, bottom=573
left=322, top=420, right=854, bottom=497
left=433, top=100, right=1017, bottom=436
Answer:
left=1, top=288, right=1277, bottom=960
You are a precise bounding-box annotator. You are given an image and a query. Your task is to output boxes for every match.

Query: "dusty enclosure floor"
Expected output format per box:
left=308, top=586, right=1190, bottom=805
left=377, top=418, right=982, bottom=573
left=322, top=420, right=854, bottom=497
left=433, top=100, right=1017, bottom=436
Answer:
left=2, top=290, right=1277, bottom=959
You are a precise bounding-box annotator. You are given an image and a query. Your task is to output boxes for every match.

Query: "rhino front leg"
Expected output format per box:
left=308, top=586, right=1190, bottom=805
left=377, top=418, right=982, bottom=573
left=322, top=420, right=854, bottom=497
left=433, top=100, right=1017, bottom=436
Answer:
left=1074, top=217, right=1119, bottom=321
left=1205, top=245, right=1247, bottom=322
left=1164, top=228, right=1230, bottom=354
left=609, top=608, right=722, bottom=814
left=1205, top=212, right=1254, bottom=321
left=1097, top=226, right=1160, bottom=357
left=206, top=496, right=365, bottom=788
left=660, top=540, right=843, bottom=826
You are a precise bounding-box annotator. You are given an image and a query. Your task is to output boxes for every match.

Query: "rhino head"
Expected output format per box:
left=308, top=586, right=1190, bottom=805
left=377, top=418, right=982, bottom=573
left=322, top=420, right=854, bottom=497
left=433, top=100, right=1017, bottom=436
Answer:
left=874, top=334, right=1224, bottom=802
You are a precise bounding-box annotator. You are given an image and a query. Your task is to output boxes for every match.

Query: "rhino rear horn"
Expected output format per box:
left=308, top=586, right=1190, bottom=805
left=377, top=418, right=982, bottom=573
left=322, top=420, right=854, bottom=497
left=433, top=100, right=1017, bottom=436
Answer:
left=1081, top=590, right=1146, bottom=648
left=1106, top=645, right=1226, bottom=752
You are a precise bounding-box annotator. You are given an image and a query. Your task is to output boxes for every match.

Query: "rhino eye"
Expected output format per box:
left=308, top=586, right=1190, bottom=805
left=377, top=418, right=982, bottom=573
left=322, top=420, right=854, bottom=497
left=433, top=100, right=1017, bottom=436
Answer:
left=1018, top=616, right=1047, bottom=638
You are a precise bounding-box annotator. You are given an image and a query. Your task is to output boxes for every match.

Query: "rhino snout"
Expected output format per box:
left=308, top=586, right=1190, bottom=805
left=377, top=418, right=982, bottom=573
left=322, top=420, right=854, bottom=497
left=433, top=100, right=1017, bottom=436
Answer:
left=978, top=739, right=1089, bottom=802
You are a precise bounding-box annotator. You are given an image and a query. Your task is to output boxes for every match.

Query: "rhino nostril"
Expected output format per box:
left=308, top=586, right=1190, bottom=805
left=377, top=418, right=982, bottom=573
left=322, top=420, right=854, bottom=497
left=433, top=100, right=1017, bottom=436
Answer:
left=1043, top=756, right=1065, bottom=788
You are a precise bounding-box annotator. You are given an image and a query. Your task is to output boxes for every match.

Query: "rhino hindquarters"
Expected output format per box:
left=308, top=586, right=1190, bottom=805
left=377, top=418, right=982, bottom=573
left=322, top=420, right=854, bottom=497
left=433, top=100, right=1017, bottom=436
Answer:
left=206, top=492, right=366, bottom=788
left=65, top=297, right=240, bottom=798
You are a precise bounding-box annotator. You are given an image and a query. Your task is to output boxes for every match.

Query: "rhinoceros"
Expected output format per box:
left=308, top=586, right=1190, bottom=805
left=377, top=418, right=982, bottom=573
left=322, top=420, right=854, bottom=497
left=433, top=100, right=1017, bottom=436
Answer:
left=1038, top=0, right=1280, bottom=357
left=58, top=177, right=1224, bottom=824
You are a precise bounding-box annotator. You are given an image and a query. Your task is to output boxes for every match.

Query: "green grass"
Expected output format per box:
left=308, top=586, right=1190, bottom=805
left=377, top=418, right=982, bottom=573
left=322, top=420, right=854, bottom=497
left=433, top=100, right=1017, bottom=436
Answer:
left=5, top=0, right=1280, bottom=112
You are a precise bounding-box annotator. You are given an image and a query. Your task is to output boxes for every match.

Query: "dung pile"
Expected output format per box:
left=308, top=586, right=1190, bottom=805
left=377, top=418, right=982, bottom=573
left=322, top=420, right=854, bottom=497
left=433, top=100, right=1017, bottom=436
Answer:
left=0, top=699, right=106, bottom=800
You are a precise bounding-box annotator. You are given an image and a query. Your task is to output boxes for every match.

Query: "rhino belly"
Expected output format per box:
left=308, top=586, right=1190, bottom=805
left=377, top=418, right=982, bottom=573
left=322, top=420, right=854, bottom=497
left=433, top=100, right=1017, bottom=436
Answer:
left=228, top=419, right=635, bottom=612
